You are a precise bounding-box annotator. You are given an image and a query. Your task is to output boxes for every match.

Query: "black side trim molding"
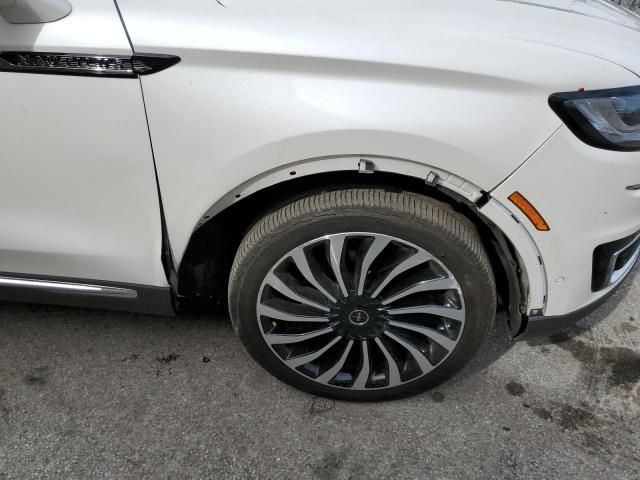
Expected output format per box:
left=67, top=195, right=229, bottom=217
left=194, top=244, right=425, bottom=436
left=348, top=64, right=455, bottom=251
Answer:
left=0, top=52, right=180, bottom=78
left=0, top=273, right=175, bottom=316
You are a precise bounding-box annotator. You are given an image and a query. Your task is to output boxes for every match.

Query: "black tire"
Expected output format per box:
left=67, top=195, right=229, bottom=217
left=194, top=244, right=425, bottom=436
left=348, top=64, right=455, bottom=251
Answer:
left=228, top=189, right=496, bottom=401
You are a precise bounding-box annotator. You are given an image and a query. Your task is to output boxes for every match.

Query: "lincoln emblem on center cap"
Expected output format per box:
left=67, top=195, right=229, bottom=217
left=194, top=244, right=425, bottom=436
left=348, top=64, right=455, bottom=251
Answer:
left=349, top=309, right=370, bottom=325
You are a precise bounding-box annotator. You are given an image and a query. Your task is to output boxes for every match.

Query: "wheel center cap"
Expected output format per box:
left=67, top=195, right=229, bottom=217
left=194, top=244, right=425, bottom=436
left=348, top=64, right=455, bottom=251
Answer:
left=348, top=309, right=370, bottom=326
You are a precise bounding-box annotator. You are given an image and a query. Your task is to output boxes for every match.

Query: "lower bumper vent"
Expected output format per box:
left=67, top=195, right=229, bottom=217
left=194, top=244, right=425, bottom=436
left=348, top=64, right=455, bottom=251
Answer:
left=592, top=231, right=640, bottom=292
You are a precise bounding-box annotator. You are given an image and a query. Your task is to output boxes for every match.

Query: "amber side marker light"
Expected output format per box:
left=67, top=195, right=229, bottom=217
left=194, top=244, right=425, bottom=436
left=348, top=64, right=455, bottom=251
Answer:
left=508, top=192, right=550, bottom=232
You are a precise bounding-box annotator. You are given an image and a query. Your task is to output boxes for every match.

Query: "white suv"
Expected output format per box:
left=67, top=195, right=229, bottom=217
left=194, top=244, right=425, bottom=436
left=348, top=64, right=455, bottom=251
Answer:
left=1, top=0, right=639, bottom=400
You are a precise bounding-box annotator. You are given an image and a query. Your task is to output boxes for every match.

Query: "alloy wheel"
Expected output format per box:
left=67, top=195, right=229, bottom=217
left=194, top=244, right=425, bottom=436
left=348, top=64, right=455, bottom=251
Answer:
left=256, top=232, right=466, bottom=390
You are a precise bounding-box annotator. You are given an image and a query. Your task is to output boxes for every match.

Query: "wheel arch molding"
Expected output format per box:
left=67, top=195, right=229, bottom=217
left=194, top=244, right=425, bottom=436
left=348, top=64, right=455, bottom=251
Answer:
left=192, top=155, right=486, bottom=231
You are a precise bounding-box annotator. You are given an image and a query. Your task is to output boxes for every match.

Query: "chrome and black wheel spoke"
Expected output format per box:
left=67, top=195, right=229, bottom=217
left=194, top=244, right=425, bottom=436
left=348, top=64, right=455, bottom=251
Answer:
left=328, top=235, right=349, bottom=298
left=316, top=339, right=354, bottom=383
left=283, top=336, right=343, bottom=368
left=263, top=272, right=330, bottom=313
left=257, top=232, right=466, bottom=390
left=387, top=319, right=457, bottom=351
left=381, top=278, right=460, bottom=305
left=387, top=305, right=465, bottom=323
left=264, top=326, right=337, bottom=345
left=356, top=237, right=391, bottom=295
left=352, top=340, right=371, bottom=389
left=257, top=304, right=331, bottom=323
left=374, top=338, right=402, bottom=387
left=370, top=250, right=434, bottom=299
left=384, top=330, right=435, bottom=375
left=289, top=249, right=337, bottom=304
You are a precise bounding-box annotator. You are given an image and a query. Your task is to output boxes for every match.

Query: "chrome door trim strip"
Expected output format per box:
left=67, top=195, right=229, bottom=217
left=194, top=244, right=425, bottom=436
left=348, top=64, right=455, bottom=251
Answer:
left=0, top=276, right=138, bottom=298
left=0, top=52, right=180, bottom=78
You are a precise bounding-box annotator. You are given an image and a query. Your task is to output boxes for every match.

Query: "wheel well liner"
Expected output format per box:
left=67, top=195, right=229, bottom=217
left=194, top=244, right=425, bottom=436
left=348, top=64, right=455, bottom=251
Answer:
left=176, top=171, right=525, bottom=334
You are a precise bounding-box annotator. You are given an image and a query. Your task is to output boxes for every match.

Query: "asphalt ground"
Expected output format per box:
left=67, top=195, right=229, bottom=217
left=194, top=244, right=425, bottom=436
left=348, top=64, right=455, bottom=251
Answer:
left=0, top=266, right=638, bottom=479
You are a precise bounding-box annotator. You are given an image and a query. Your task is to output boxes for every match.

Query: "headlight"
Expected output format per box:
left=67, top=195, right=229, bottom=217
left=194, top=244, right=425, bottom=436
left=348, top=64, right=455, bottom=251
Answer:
left=549, top=85, right=640, bottom=152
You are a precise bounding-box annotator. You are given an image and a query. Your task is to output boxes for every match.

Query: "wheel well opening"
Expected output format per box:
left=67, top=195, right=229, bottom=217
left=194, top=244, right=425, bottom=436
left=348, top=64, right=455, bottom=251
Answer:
left=176, top=171, right=524, bottom=334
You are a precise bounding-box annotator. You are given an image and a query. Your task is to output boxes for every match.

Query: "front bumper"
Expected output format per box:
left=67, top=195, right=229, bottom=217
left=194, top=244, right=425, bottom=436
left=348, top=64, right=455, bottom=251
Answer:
left=515, top=255, right=637, bottom=341
left=492, top=126, right=640, bottom=318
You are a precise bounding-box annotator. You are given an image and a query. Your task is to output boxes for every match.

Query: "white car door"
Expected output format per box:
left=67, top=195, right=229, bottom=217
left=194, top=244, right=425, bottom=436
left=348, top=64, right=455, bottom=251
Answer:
left=0, top=0, right=168, bottom=288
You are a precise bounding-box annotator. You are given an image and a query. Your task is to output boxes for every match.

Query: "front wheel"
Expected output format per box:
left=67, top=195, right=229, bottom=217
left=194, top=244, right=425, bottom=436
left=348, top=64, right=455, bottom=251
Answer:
left=228, top=189, right=496, bottom=401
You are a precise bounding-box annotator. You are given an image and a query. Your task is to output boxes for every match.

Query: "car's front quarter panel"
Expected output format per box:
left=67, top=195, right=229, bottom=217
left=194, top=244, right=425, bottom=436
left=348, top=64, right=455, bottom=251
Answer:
left=116, top=0, right=635, bottom=268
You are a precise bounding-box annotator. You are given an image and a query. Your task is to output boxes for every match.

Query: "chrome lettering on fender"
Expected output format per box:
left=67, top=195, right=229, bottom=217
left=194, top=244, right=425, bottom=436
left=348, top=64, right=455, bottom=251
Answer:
left=0, top=52, right=180, bottom=78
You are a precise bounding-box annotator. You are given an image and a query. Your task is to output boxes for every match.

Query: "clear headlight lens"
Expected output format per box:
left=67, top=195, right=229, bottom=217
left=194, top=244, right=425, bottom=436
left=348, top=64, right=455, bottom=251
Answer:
left=549, top=86, right=640, bottom=151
